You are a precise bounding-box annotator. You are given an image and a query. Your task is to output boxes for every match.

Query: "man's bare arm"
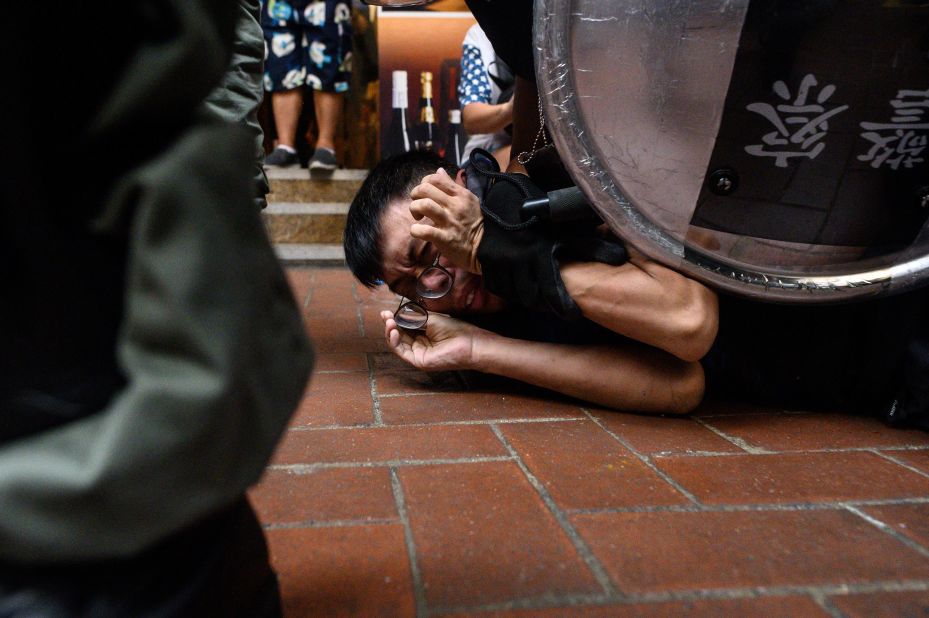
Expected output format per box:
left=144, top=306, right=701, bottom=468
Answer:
left=475, top=333, right=705, bottom=414
left=561, top=255, right=719, bottom=363
left=382, top=312, right=704, bottom=415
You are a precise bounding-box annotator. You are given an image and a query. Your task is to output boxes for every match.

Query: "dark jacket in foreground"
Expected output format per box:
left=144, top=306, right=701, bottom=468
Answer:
left=0, top=0, right=313, bottom=566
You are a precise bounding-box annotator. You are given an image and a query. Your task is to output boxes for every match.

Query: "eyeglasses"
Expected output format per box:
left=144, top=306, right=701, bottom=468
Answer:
left=394, top=254, right=454, bottom=330
left=361, top=0, right=435, bottom=6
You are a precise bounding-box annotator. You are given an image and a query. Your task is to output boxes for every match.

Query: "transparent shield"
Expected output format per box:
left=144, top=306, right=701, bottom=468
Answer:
left=535, top=0, right=929, bottom=303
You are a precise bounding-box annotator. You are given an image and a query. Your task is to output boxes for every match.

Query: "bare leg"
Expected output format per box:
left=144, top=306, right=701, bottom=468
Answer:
left=271, top=88, right=303, bottom=148
left=312, top=90, right=343, bottom=151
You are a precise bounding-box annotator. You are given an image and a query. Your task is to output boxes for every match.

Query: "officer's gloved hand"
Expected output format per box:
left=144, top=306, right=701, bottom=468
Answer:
left=470, top=149, right=627, bottom=320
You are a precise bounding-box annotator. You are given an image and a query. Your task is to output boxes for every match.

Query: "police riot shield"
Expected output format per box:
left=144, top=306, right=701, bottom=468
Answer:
left=536, top=0, right=929, bottom=302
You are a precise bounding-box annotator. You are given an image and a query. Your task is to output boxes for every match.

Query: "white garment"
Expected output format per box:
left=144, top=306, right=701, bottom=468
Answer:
left=458, top=24, right=513, bottom=161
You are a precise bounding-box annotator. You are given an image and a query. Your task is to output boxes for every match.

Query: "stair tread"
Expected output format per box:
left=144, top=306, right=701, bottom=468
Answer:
left=265, top=168, right=368, bottom=181
left=264, top=203, right=349, bottom=214
left=274, top=243, right=344, bottom=264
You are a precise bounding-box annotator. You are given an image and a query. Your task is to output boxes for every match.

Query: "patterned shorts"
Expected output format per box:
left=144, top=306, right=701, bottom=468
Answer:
left=261, top=0, right=352, bottom=93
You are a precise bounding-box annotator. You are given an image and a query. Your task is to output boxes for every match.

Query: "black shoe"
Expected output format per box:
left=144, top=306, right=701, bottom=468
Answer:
left=308, top=147, right=337, bottom=172
left=264, top=147, right=298, bottom=168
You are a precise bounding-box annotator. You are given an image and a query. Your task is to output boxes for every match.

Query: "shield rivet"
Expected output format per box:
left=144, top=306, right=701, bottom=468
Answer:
left=709, top=168, right=738, bottom=196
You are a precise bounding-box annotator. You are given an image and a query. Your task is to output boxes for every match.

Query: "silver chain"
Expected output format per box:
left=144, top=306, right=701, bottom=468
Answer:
left=516, top=97, right=548, bottom=165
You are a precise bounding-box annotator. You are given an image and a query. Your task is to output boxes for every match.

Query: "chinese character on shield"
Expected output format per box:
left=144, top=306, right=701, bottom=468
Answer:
left=858, top=89, right=929, bottom=170
left=744, top=73, right=849, bottom=168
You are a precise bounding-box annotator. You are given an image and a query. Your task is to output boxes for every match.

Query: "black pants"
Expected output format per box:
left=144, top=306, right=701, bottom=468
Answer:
left=703, top=289, right=929, bottom=418
left=0, top=499, right=280, bottom=618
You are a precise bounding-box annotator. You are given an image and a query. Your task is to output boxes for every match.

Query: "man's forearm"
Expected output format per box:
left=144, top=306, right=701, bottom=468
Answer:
left=472, top=332, right=704, bottom=414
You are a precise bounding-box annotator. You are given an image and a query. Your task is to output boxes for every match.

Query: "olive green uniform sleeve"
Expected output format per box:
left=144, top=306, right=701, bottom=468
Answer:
left=0, top=0, right=312, bottom=564
left=0, top=120, right=313, bottom=563
left=203, top=0, right=270, bottom=209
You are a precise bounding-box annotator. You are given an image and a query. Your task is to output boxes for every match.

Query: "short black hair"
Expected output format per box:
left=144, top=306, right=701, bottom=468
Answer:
left=344, top=150, right=459, bottom=288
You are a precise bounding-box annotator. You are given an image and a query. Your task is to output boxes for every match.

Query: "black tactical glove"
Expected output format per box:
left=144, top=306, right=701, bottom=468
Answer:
left=470, top=149, right=627, bottom=320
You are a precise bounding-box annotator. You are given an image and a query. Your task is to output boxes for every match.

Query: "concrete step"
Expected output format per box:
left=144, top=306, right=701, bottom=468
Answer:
left=266, top=167, right=366, bottom=203
left=263, top=203, right=347, bottom=245
left=273, top=243, right=344, bottom=265
left=263, top=168, right=366, bottom=265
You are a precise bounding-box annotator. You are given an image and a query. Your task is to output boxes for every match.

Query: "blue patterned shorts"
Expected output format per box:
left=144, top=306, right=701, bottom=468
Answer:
left=261, top=0, right=352, bottom=93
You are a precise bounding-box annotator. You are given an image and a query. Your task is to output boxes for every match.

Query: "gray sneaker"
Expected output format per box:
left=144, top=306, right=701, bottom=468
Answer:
left=264, top=147, right=298, bottom=168
left=308, top=147, right=338, bottom=172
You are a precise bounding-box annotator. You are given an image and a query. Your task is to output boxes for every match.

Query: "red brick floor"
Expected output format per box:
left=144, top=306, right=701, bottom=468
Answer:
left=254, top=267, right=929, bottom=617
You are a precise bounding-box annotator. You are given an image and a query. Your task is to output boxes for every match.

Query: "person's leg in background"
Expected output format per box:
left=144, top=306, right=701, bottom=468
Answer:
left=312, top=90, right=343, bottom=162
left=305, top=0, right=352, bottom=171
left=262, top=5, right=307, bottom=167
left=270, top=88, right=304, bottom=157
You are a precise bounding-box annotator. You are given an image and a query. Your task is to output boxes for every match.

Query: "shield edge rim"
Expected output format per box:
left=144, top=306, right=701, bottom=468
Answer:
left=533, top=0, right=929, bottom=303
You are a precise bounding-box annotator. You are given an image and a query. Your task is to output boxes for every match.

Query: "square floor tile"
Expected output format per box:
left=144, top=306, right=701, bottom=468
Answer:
left=830, top=591, right=929, bottom=618
left=499, top=421, right=688, bottom=509
left=881, top=449, right=929, bottom=476
left=290, top=372, right=374, bottom=427
left=380, top=392, right=585, bottom=425
left=312, top=353, right=368, bottom=373
left=572, top=509, right=929, bottom=593
left=591, top=411, right=744, bottom=456
left=272, top=425, right=508, bottom=465
left=861, top=503, right=929, bottom=548
left=454, top=596, right=829, bottom=617
left=266, top=524, right=415, bottom=617
left=250, top=467, right=396, bottom=525
left=655, top=452, right=929, bottom=504
left=702, top=413, right=929, bottom=451
left=398, top=462, right=601, bottom=607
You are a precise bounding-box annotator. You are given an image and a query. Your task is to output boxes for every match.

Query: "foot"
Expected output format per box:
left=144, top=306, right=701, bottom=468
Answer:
left=264, top=146, right=298, bottom=168
left=308, top=147, right=338, bottom=172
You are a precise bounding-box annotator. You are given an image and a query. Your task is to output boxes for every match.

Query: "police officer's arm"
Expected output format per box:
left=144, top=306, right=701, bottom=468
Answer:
left=381, top=312, right=704, bottom=414
left=0, top=126, right=314, bottom=564
left=202, top=0, right=270, bottom=209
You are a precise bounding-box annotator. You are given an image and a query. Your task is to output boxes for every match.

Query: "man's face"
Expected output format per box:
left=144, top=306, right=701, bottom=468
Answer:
left=378, top=198, right=507, bottom=316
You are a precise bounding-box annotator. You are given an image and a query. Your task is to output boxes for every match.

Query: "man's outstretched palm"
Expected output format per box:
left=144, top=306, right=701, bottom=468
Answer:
left=381, top=310, right=487, bottom=372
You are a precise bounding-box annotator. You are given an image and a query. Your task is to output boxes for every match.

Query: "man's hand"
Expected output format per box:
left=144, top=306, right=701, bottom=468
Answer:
left=409, top=168, right=484, bottom=274
left=381, top=310, right=492, bottom=372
